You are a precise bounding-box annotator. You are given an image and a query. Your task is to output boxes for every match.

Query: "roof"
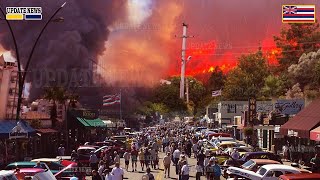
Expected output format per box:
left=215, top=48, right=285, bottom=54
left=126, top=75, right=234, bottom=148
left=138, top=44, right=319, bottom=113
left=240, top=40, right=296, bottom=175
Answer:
left=36, top=129, right=58, bottom=134
left=260, top=164, right=299, bottom=171
left=0, top=170, right=14, bottom=176
left=31, top=158, right=60, bottom=162
left=245, top=151, right=272, bottom=155
left=279, top=173, right=320, bottom=179
left=280, top=98, right=320, bottom=138
left=250, top=159, right=280, bottom=164
left=0, top=120, right=35, bottom=139
left=21, top=111, right=50, bottom=120
left=19, top=168, right=44, bottom=173
left=1, top=51, right=16, bottom=63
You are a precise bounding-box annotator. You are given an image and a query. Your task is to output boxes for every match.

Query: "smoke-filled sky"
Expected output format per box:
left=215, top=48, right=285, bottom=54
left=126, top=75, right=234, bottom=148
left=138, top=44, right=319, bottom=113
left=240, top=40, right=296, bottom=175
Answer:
left=0, top=0, right=320, bottom=91
left=99, top=0, right=320, bottom=86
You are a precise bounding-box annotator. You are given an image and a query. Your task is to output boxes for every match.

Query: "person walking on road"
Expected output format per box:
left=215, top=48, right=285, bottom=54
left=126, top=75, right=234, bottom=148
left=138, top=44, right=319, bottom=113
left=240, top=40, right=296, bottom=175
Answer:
left=144, top=149, right=151, bottom=169
left=92, top=170, right=102, bottom=180
left=58, top=144, right=65, bottom=156
left=139, top=148, right=145, bottom=171
left=195, top=161, right=203, bottom=180
left=180, top=160, right=189, bottom=180
left=123, top=150, right=131, bottom=171
left=131, top=147, right=139, bottom=172
left=173, top=148, right=181, bottom=175
left=114, top=151, right=120, bottom=164
left=163, top=152, right=171, bottom=178
left=142, top=167, right=155, bottom=180
left=212, top=159, right=221, bottom=180
left=89, top=151, right=99, bottom=170
left=111, top=162, right=124, bottom=180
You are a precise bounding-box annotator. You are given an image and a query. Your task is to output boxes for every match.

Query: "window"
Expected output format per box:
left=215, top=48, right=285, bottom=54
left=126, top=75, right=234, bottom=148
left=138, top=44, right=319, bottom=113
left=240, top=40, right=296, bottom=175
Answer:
left=8, top=89, right=13, bottom=96
left=273, top=171, right=283, bottom=177
left=227, top=104, right=236, bottom=113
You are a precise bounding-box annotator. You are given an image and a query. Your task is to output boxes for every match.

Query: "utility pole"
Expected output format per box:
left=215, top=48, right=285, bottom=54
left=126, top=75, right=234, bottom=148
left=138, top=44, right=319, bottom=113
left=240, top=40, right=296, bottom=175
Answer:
left=179, top=23, right=193, bottom=99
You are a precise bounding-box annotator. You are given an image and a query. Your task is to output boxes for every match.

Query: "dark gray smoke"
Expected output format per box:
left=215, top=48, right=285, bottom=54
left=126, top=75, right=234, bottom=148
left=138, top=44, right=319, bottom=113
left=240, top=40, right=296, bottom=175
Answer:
left=0, top=0, right=128, bottom=99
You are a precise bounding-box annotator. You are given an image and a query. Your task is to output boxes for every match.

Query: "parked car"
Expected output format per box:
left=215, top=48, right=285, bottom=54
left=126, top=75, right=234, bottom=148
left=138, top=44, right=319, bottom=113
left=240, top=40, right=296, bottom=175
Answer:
left=77, top=146, right=97, bottom=166
left=31, top=158, right=76, bottom=167
left=224, top=146, right=252, bottom=156
left=226, top=164, right=309, bottom=180
left=241, top=159, right=281, bottom=172
left=279, top=173, right=320, bottom=180
left=19, top=168, right=44, bottom=179
left=5, top=161, right=49, bottom=170
left=224, top=151, right=283, bottom=168
left=0, top=170, right=18, bottom=180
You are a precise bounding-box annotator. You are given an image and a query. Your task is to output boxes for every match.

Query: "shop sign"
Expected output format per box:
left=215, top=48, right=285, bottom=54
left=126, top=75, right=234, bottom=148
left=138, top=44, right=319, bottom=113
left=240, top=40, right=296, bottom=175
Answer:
left=248, top=97, right=257, bottom=122
left=9, top=123, right=28, bottom=139
left=288, top=130, right=298, bottom=137
left=274, top=99, right=304, bottom=115
left=71, top=109, right=99, bottom=119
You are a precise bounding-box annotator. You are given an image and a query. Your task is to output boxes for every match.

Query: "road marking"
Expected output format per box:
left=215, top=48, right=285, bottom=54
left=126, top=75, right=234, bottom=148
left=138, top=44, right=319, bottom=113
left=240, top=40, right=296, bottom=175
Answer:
left=156, top=155, right=164, bottom=180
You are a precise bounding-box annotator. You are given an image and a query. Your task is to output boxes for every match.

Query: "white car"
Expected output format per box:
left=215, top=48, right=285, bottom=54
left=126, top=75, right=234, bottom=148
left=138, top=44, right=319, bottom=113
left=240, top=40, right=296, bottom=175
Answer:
left=0, top=170, right=18, bottom=180
left=226, top=164, right=309, bottom=180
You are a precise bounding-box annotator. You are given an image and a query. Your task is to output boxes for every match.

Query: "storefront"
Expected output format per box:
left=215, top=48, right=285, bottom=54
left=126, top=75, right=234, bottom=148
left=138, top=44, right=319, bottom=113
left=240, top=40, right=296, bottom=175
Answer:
left=68, top=109, right=106, bottom=148
left=35, top=128, right=59, bottom=157
left=280, top=98, right=320, bottom=164
left=0, top=120, right=36, bottom=164
left=310, top=126, right=320, bottom=141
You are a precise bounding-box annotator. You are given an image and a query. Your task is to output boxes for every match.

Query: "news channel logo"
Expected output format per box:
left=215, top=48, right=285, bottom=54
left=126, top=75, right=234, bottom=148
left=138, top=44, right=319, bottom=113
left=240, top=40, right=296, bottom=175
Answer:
left=6, top=7, right=42, bottom=20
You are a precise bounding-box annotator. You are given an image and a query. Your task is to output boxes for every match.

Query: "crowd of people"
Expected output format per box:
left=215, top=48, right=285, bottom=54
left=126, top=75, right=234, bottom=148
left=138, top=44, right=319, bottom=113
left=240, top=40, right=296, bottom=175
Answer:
left=83, top=122, right=225, bottom=180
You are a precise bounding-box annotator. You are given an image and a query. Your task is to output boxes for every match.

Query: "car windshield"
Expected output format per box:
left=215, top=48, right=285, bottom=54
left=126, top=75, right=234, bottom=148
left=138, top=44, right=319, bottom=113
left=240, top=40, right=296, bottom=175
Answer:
left=78, top=148, right=94, bottom=154
left=242, top=160, right=255, bottom=169
left=257, top=167, right=267, bottom=176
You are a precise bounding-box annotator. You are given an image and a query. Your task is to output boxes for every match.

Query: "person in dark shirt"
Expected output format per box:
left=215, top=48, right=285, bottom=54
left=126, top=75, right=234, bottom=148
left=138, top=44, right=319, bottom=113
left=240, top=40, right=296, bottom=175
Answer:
left=92, top=170, right=102, bottom=180
left=197, top=150, right=206, bottom=174
left=311, top=153, right=320, bottom=173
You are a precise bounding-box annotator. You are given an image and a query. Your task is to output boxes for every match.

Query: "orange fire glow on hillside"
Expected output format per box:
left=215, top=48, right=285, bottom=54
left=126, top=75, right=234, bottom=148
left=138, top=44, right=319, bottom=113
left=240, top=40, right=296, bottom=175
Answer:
left=168, top=38, right=280, bottom=80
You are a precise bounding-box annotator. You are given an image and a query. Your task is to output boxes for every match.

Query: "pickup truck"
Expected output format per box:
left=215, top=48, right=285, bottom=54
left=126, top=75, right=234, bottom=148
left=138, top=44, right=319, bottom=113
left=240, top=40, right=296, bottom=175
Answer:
left=226, top=164, right=310, bottom=180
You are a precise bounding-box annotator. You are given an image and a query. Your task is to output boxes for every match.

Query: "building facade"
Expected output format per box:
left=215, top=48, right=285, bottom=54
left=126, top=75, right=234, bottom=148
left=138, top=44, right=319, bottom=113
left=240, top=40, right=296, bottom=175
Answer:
left=0, top=52, right=19, bottom=120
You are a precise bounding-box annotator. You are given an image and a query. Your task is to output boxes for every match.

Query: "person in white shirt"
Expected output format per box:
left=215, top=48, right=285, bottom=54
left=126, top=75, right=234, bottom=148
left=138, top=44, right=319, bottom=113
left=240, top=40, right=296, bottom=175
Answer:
left=173, top=148, right=181, bottom=175
left=104, top=168, right=113, bottom=180
left=180, top=160, right=189, bottom=180
left=114, top=151, right=120, bottom=164
left=164, top=145, right=170, bottom=155
left=195, top=161, right=203, bottom=180
left=111, top=162, right=124, bottom=180
left=192, top=143, right=199, bottom=158
left=98, top=160, right=105, bottom=179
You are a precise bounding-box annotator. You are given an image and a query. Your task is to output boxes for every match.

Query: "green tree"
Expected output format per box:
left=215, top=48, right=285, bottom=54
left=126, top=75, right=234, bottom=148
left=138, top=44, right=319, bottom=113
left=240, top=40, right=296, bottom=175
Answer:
left=261, top=75, right=285, bottom=99
left=223, top=51, right=269, bottom=100
left=152, top=76, right=206, bottom=115
left=206, top=66, right=226, bottom=91
left=274, top=23, right=320, bottom=72
left=43, top=86, right=76, bottom=127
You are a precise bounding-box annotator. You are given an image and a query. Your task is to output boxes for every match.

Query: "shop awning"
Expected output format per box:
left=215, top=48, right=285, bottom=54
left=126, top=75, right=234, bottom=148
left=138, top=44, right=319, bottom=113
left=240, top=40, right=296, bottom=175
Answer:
left=76, top=117, right=106, bottom=127
left=310, top=126, right=320, bottom=141
left=77, top=118, right=90, bottom=127
left=36, top=128, right=59, bottom=134
left=280, top=98, right=320, bottom=139
left=0, top=120, right=36, bottom=139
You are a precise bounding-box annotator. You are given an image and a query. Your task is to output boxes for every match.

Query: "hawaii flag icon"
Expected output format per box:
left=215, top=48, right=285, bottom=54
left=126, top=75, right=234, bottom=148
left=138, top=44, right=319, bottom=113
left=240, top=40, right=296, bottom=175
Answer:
left=282, top=5, right=315, bottom=23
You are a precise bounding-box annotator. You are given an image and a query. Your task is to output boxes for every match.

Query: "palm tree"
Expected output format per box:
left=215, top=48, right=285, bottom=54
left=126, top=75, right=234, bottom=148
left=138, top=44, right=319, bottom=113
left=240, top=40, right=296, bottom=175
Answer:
left=43, top=86, right=68, bottom=127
